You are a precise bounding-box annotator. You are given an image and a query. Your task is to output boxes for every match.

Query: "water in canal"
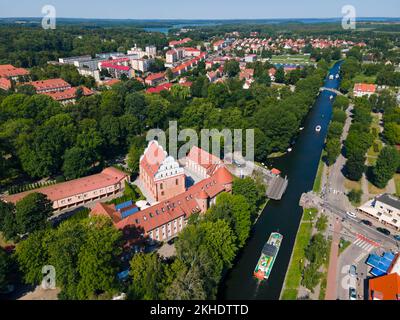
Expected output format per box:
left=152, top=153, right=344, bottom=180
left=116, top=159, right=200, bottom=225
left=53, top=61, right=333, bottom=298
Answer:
left=220, top=61, right=343, bottom=300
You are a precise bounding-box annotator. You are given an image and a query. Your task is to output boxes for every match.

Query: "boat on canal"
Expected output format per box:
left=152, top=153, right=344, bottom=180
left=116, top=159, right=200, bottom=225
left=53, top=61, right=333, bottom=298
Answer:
left=254, top=232, right=283, bottom=281
left=315, top=125, right=322, bottom=133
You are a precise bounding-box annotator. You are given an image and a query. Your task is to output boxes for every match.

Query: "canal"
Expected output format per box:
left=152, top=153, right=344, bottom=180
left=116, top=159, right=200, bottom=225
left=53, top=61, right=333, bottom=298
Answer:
left=220, top=61, right=343, bottom=300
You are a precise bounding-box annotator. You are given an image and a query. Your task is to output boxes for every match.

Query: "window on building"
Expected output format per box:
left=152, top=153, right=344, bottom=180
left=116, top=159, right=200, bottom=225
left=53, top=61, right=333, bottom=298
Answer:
left=160, top=183, right=163, bottom=190
left=176, top=179, right=179, bottom=185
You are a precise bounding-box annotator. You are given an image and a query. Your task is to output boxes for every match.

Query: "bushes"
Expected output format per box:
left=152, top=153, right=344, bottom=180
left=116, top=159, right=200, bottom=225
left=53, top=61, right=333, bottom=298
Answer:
left=8, top=180, right=57, bottom=195
left=347, top=189, right=363, bottom=206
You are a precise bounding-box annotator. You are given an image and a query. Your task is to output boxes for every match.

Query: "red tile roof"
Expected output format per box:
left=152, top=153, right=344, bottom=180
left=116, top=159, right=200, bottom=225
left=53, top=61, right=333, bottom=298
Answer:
left=0, top=64, right=29, bottom=78
left=101, top=62, right=130, bottom=71
left=0, top=77, right=12, bottom=90
left=169, top=38, right=192, bottom=47
left=42, top=86, right=94, bottom=101
left=3, top=167, right=128, bottom=204
left=369, top=273, right=400, bottom=300
left=146, top=83, right=173, bottom=94
left=29, top=78, right=71, bottom=92
left=354, top=83, right=377, bottom=93
left=145, top=72, right=166, bottom=82
left=102, top=79, right=121, bottom=87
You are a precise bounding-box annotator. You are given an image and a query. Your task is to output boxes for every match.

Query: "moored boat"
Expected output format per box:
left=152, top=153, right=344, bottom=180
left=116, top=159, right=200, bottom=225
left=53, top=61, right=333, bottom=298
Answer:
left=254, top=232, right=283, bottom=281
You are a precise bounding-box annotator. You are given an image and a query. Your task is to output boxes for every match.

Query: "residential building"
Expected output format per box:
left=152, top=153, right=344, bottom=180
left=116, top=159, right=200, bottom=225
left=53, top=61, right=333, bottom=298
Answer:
left=213, top=40, right=225, bottom=51
left=358, top=194, right=400, bottom=230
left=28, top=78, right=72, bottom=94
left=169, top=38, right=192, bottom=48
left=145, top=72, right=166, bottom=86
left=353, top=83, right=377, bottom=97
left=59, top=55, right=92, bottom=66
left=42, top=86, right=94, bottom=105
left=0, top=64, right=29, bottom=81
left=139, top=140, right=186, bottom=202
left=3, top=167, right=129, bottom=212
left=244, top=54, right=257, bottom=63
left=91, top=166, right=233, bottom=242
left=130, top=58, right=153, bottom=73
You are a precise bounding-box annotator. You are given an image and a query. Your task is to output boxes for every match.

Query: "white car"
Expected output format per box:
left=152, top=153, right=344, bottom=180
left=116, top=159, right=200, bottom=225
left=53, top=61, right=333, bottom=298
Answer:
left=346, top=211, right=357, bottom=219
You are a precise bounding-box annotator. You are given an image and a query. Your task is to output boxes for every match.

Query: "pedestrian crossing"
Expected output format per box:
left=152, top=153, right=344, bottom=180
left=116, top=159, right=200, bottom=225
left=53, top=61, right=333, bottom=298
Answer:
left=353, top=234, right=380, bottom=252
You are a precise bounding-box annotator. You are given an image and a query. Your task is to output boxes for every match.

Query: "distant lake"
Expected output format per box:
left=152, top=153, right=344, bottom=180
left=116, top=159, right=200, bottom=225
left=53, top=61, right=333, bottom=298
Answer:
left=144, top=22, right=220, bottom=34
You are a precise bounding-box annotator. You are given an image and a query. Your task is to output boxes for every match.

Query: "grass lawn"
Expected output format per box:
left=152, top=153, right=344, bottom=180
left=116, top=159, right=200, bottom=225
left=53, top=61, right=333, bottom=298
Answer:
left=344, top=178, right=362, bottom=192
left=395, top=174, right=400, bottom=197
left=339, top=238, right=351, bottom=255
left=366, top=140, right=382, bottom=166
left=303, top=208, right=318, bottom=222
left=313, top=152, right=325, bottom=193
left=271, top=54, right=312, bottom=65
left=368, top=181, right=387, bottom=195
left=281, top=215, right=313, bottom=300
left=353, top=73, right=377, bottom=84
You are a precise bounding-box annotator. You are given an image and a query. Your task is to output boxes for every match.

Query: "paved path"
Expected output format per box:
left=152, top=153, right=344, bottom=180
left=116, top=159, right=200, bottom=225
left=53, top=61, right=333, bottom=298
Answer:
left=325, top=218, right=342, bottom=300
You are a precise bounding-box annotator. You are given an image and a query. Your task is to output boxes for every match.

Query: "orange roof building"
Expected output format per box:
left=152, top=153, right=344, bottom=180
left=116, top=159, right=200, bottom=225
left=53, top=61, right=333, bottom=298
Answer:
left=353, top=83, right=377, bottom=97
left=369, top=273, right=400, bottom=300
left=91, top=166, right=233, bottom=242
left=3, top=167, right=129, bottom=212
left=0, top=64, right=29, bottom=80
left=29, top=78, right=71, bottom=94
left=42, top=86, right=94, bottom=104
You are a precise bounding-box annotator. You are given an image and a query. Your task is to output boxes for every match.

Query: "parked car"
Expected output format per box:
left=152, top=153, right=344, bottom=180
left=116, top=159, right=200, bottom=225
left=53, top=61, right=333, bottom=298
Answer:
left=361, top=220, right=372, bottom=227
left=346, top=211, right=357, bottom=219
left=349, top=265, right=357, bottom=277
left=376, top=227, right=391, bottom=236
left=349, top=287, right=357, bottom=300
left=394, top=235, right=400, bottom=241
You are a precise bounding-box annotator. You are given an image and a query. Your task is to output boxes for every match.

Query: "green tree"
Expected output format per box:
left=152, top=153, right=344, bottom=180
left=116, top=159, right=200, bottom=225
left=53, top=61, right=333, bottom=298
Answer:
left=384, top=122, right=400, bottom=145
left=372, top=146, right=400, bottom=189
left=129, top=253, right=165, bottom=300
left=0, top=201, right=18, bottom=241
left=345, top=154, right=366, bottom=181
left=206, top=193, right=252, bottom=248
left=15, top=193, right=52, bottom=235
left=325, top=138, right=341, bottom=166
left=16, top=229, right=51, bottom=285
left=62, top=147, right=92, bottom=180
left=76, top=217, right=122, bottom=299
left=224, top=60, right=240, bottom=78
left=0, top=247, right=11, bottom=292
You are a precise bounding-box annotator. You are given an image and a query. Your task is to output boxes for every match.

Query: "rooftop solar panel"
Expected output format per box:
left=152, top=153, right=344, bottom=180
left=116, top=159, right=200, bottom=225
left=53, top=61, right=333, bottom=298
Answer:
left=121, top=206, right=139, bottom=219
left=115, top=200, right=133, bottom=211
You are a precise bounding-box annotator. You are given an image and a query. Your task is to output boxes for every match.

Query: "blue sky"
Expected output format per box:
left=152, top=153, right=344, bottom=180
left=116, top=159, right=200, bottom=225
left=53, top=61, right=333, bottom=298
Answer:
left=1, top=0, right=399, bottom=19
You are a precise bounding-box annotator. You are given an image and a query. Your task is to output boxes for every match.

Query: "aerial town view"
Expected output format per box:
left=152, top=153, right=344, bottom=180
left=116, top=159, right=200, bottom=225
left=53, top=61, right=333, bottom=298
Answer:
left=0, top=0, right=399, bottom=312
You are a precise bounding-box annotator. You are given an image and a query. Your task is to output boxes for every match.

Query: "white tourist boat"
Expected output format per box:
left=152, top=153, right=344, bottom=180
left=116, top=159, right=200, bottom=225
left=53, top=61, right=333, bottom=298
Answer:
left=315, top=125, right=322, bottom=133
